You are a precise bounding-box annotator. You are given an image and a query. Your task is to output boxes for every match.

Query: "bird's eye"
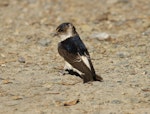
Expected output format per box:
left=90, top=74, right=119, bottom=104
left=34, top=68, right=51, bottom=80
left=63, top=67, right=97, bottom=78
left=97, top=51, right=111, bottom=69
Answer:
left=58, top=28, right=63, bottom=32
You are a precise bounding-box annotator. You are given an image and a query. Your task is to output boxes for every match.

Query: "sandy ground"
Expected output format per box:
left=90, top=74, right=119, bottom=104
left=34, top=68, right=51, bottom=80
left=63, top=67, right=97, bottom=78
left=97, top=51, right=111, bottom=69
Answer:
left=0, top=0, right=150, bottom=114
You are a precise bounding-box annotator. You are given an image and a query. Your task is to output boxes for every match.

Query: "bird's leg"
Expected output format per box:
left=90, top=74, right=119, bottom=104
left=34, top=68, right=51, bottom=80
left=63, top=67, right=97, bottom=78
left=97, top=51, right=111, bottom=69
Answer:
left=61, top=62, right=82, bottom=77
left=59, top=62, right=73, bottom=75
left=59, top=69, right=69, bottom=75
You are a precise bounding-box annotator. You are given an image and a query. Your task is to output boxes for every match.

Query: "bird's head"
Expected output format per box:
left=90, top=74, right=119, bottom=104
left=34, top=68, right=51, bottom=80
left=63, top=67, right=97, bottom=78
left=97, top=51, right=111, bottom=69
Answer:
left=54, top=22, right=77, bottom=41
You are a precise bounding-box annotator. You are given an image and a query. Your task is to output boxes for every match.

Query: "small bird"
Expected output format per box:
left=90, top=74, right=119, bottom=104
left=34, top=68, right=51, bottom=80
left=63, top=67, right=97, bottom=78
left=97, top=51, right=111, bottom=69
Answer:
left=55, top=22, right=103, bottom=83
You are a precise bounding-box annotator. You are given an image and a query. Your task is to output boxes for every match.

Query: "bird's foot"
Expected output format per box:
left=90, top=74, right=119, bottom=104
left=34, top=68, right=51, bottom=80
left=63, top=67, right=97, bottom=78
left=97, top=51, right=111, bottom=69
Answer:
left=59, top=69, right=69, bottom=76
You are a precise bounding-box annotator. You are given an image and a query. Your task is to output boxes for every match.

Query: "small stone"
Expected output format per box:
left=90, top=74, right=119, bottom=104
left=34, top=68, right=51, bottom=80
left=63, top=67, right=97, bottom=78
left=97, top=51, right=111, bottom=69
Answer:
left=1, top=64, right=6, bottom=67
left=91, top=32, right=111, bottom=40
left=1, top=54, right=5, bottom=58
left=143, top=93, right=150, bottom=98
left=111, top=100, right=122, bottom=104
left=117, top=80, right=123, bottom=84
left=116, top=52, right=130, bottom=58
left=117, top=53, right=125, bottom=58
left=38, top=38, right=51, bottom=46
left=129, top=69, right=136, bottom=75
left=121, top=92, right=127, bottom=95
left=142, top=71, right=147, bottom=75
left=142, top=28, right=150, bottom=36
left=18, top=57, right=26, bottom=63
left=130, top=98, right=140, bottom=103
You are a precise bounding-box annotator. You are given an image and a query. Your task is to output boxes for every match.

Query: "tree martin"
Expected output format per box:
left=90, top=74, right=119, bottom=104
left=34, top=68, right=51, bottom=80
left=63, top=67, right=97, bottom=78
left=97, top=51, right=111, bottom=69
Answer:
left=55, top=22, right=103, bottom=83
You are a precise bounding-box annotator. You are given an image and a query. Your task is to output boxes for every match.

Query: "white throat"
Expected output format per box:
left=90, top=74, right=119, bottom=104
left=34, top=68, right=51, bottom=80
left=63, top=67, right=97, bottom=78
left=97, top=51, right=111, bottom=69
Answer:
left=60, top=32, right=73, bottom=41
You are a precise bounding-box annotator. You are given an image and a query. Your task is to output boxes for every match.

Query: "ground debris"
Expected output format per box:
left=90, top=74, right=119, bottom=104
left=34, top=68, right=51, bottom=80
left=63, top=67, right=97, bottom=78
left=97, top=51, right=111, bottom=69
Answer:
left=64, top=99, right=80, bottom=106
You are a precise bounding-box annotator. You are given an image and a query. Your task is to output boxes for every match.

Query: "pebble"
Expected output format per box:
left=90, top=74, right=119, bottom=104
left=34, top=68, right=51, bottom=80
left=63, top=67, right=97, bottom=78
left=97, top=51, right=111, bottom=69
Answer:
left=1, top=53, right=5, bottom=58
left=18, top=57, right=26, bottom=63
left=116, top=52, right=130, bottom=58
left=1, top=64, right=6, bottom=67
left=111, top=100, right=122, bottom=104
left=117, top=80, right=123, bottom=84
left=130, top=98, right=140, bottom=103
left=142, top=28, right=150, bottom=36
left=90, top=32, right=111, bottom=40
left=38, top=38, right=51, bottom=46
left=143, top=93, right=150, bottom=98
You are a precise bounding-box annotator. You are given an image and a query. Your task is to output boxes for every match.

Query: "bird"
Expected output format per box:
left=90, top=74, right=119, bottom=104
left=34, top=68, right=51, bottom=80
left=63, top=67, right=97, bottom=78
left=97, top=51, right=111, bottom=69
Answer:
left=54, top=22, right=103, bottom=83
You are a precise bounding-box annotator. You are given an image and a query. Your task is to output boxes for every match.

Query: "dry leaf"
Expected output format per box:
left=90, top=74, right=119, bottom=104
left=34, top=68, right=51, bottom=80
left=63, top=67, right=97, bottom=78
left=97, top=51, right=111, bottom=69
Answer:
left=2, top=80, right=12, bottom=84
left=142, top=89, right=150, bottom=92
left=64, top=99, right=79, bottom=106
left=12, top=96, right=23, bottom=100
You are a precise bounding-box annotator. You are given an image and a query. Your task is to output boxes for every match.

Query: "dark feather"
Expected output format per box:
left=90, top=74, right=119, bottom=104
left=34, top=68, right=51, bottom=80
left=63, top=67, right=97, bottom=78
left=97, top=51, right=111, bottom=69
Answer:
left=58, top=35, right=103, bottom=83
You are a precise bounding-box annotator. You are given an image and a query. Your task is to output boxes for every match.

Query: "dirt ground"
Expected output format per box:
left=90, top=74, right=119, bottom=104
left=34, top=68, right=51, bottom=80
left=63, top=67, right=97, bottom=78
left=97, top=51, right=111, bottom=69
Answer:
left=0, top=0, right=150, bottom=114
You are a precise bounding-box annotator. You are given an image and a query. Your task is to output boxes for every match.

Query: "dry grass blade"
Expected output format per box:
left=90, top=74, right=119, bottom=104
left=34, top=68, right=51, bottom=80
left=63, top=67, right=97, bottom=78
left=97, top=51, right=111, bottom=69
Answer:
left=0, top=59, right=16, bottom=65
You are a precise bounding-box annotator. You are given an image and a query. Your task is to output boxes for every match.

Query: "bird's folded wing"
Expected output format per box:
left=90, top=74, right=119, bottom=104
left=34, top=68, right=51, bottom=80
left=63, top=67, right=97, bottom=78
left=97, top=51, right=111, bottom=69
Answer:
left=58, top=44, right=96, bottom=82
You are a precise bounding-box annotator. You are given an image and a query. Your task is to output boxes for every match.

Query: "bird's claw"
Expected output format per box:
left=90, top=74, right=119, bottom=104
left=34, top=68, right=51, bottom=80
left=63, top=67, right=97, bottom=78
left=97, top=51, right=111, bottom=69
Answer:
left=59, top=70, right=69, bottom=76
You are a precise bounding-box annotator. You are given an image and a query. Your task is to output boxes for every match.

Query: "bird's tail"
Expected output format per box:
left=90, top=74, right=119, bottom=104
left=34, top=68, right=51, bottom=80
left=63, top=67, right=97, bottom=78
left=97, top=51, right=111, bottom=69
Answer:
left=83, top=73, right=103, bottom=83
left=95, top=74, right=103, bottom=82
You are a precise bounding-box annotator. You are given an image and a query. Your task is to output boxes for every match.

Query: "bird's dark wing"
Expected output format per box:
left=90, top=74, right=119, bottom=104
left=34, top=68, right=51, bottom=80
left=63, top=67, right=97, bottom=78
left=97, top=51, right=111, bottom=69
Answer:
left=58, top=36, right=103, bottom=83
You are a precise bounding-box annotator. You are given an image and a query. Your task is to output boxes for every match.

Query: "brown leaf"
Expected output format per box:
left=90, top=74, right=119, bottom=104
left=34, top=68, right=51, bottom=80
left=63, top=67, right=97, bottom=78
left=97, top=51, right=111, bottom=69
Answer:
left=2, top=80, right=12, bottom=84
left=64, top=99, right=79, bottom=106
left=142, top=89, right=150, bottom=92
left=12, top=96, right=23, bottom=100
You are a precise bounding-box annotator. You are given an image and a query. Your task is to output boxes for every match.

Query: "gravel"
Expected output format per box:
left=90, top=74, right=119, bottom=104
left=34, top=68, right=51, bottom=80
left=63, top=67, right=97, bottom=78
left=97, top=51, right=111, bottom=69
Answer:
left=0, top=0, right=150, bottom=114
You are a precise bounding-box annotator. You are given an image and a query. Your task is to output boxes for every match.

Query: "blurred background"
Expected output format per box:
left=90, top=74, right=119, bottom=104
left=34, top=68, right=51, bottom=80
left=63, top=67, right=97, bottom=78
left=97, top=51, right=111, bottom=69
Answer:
left=0, top=0, right=150, bottom=113
left=1, top=0, right=150, bottom=66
